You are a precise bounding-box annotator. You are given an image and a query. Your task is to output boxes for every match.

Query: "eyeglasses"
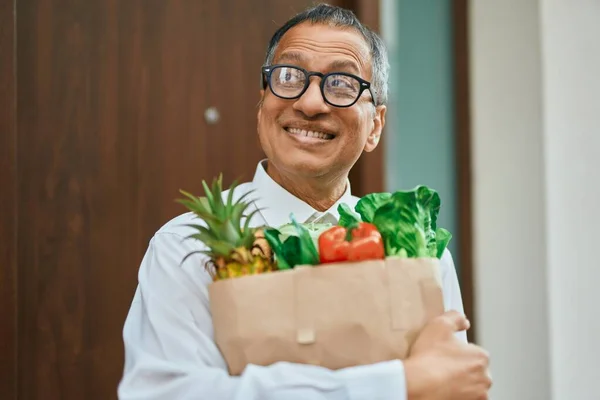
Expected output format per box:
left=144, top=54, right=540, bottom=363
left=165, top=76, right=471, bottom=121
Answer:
left=261, top=64, right=375, bottom=108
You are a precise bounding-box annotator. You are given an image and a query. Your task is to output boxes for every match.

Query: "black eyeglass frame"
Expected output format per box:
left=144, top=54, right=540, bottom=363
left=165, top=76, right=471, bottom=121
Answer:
left=261, top=64, right=376, bottom=108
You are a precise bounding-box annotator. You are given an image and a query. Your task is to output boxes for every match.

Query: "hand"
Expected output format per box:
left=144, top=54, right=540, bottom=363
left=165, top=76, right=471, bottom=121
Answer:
left=404, top=311, right=492, bottom=400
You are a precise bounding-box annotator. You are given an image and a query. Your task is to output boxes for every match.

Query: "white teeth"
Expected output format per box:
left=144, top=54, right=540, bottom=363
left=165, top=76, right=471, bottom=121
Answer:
left=287, top=128, right=332, bottom=140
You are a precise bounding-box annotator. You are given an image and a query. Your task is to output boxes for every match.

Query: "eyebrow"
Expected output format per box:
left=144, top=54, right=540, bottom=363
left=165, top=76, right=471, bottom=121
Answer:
left=276, top=52, right=361, bottom=75
left=327, top=59, right=361, bottom=75
left=277, top=52, right=306, bottom=64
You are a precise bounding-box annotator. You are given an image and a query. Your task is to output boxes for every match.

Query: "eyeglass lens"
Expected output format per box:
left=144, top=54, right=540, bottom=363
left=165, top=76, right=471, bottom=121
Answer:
left=270, top=66, right=361, bottom=106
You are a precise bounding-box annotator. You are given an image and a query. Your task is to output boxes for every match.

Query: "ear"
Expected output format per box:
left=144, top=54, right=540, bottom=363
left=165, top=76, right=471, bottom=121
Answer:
left=364, top=105, right=386, bottom=152
left=257, top=89, right=265, bottom=120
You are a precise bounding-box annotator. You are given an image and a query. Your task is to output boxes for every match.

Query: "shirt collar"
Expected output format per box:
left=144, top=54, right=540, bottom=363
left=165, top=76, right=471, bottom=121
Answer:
left=249, top=160, right=356, bottom=228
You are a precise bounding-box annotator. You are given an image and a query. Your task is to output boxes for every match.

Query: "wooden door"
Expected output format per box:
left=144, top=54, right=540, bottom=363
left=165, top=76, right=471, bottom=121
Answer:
left=0, top=1, right=381, bottom=399
left=0, top=0, right=18, bottom=397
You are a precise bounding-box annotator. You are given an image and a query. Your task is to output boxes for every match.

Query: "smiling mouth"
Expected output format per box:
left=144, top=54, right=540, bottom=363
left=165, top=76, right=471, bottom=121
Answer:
left=284, top=127, right=335, bottom=140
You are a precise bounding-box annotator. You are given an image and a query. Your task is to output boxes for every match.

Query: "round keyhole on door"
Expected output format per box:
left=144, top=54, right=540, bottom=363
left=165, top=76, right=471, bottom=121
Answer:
left=204, top=107, right=220, bottom=124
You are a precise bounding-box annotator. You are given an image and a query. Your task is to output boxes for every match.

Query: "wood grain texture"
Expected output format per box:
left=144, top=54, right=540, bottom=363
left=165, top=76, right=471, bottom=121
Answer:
left=15, top=1, right=356, bottom=398
left=452, top=0, right=476, bottom=343
left=347, top=0, right=385, bottom=196
left=0, top=0, right=17, bottom=398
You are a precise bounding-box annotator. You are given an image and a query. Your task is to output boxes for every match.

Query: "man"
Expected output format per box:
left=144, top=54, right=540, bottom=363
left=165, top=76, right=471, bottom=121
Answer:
left=118, top=4, right=491, bottom=399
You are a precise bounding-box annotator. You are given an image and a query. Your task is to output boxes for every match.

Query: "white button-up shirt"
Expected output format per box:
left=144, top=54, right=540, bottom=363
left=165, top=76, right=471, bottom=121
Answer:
left=118, top=161, right=467, bottom=400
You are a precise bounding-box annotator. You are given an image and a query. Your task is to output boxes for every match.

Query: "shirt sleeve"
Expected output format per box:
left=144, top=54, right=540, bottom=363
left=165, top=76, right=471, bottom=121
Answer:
left=117, top=232, right=407, bottom=400
left=440, top=249, right=469, bottom=343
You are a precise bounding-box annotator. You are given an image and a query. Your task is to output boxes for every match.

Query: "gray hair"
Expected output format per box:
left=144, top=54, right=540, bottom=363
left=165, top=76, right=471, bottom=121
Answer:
left=263, top=3, right=390, bottom=106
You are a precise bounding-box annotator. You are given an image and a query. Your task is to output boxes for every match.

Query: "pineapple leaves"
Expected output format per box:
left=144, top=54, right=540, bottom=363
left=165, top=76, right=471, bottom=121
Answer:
left=180, top=249, right=211, bottom=267
left=186, top=233, right=236, bottom=255
left=184, top=224, right=212, bottom=238
left=225, top=180, right=238, bottom=218
left=176, top=175, right=265, bottom=263
left=201, top=179, right=216, bottom=214
left=231, top=201, right=252, bottom=229
left=176, top=191, right=215, bottom=221
left=243, top=207, right=264, bottom=236
left=211, top=177, right=225, bottom=218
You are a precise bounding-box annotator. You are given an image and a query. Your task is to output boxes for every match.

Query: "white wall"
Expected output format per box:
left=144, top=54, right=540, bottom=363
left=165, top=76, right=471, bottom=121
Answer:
left=470, top=0, right=600, bottom=399
left=469, top=1, right=551, bottom=399
left=540, top=0, right=600, bottom=398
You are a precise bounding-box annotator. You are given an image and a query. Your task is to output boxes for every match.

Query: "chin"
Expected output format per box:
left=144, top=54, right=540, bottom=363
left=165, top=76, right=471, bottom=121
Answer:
left=274, top=153, right=334, bottom=178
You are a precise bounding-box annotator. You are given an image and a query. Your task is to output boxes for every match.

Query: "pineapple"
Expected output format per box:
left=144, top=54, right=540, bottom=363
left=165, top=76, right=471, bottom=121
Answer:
left=176, top=174, right=276, bottom=280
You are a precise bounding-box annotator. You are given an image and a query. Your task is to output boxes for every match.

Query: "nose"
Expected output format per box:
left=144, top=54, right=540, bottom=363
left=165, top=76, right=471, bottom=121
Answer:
left=292, top=78, right=330, bottom=117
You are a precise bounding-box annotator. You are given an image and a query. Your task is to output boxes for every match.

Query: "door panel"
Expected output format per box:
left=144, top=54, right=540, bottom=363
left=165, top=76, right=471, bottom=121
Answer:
left=14, top=1, right=362, bottom=399
left=0, top=0, right=17, bottom=398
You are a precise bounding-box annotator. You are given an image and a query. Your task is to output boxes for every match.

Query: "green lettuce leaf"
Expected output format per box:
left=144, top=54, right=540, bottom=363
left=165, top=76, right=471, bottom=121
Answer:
left=263, top=228, right=292, bottom=270
left=337, top=203, right=361, bottom=228
left=277, top=220, right=332, bottom=250
left=372, top=190, right=429, bottom=257
left=355, top=192, right=392, bottom=223
left=263, top=214, right=320, bottom=269
left=368, top=186, right=451, bottom=259
left=290, top=215, right=320, bottom=266
left=415, top=186, right=442, bottom=257
left=435, top=227, right=452, bottom=259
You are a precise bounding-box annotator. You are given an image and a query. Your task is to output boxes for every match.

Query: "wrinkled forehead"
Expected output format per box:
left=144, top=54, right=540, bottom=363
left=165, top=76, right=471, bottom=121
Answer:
left=272, top=22, right=373, bottom=79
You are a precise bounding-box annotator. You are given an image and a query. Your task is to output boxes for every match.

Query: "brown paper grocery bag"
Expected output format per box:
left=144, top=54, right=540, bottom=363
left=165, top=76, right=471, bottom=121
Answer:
left=208, top=256, right=444, bottom=376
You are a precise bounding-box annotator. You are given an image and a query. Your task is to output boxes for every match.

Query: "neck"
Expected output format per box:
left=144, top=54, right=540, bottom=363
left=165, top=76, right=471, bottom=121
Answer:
left=265, top=161, right=348, bottom=211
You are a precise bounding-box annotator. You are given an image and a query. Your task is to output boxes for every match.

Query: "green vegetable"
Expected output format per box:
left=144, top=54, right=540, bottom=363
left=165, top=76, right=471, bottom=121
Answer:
left=264, top=214, right=320, bottom=269
left=355, top=192, right=392, bottom=223
left=263, top=229, right=293, bottom=270
left=337, top=203, right=361, bottom=228
left=277, top=220, right=332, bottom=250
left=416, top=186, right=440, bottom=257
left=372, top=191, right=428, bottom=257
left=435, top=228, right=452, bottom=259
left=355, top=186, right=452, bottom=259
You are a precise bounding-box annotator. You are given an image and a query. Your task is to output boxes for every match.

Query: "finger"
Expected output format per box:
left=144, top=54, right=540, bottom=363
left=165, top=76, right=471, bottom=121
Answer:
left=440, top=310, right=470, bottom=332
